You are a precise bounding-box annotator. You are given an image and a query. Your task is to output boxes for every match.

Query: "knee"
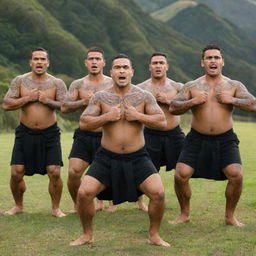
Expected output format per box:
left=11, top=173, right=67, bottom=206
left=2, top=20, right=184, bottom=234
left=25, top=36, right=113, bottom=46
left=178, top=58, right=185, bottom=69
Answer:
left=148, top=188, right=165, bottom=202
left=77, top=186, right=95, bottom=202
left=11, top=166, right=25, bottom=182
left=174, top=171, right=190, bottom=185
left=228, top=171, right=243, bottom=184
left=47, top=166, right=61, bottom=181
left=68, top=165, right=83, bottom=180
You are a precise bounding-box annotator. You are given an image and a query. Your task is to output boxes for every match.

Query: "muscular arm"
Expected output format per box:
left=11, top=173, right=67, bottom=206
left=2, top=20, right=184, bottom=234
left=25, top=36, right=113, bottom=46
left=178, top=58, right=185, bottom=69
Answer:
left=140, top=92, right=167, bottom=129
left=2, top=76, right=33, bottom=111
left=39, top=79, right=67, bottom=110
left=61, top=80, right=88, bottom=113
left=233, top=82, right=256, bottom=111
left=79, top=92, right=121, bottom=130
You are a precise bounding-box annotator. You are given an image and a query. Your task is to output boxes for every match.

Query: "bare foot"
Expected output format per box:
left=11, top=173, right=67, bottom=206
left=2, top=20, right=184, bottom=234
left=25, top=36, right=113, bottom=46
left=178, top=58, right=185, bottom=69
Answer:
left=68, top=209, right=77, bottom=214
left=147, top=235, right=170, bottom=247
left=137, top=201, right=148, bottom=212
left=52, top=208, right=66, bottom=218
left=168, top=215, right=190, bottom=224
left=4, top=206, right=23, bottom=215
left=104, top=205, right=117, bottom=212
left=225, top=217, right=245, bottom=227
left=70, top=234, right=94, bottom=246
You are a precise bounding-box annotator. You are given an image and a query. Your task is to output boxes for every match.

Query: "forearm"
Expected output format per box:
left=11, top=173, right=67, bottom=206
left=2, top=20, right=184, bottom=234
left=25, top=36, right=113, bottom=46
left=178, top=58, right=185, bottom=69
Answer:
left=79, top=113, right=110, bottom=130
left=44, top=99, right=62, bottom=110
left=232, top=97, right=256, bottom=111
left=61, top=99, right=87, bottom=113
left=2, top=96, right=30, bottom=111
left=137, top=113, right=167, bottom=130
left=169, top=99, right=194, bottom=115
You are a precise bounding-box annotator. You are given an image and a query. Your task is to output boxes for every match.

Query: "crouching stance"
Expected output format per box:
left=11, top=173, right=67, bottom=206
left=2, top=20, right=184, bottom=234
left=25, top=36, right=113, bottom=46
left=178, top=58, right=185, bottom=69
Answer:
left=70, top=54, right=169, bottom=246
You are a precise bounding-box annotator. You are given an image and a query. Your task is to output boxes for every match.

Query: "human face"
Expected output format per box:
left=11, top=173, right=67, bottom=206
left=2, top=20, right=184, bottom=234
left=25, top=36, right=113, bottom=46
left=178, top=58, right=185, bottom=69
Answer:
left=201, top=49, right=224, bottom=77
left=110, top=58, right=134, bottom=88
left=149, top=55, right=169, bottom=79
left=29, top=51, right=49, bottom=76
left=85, top=51, right=105, bottom=75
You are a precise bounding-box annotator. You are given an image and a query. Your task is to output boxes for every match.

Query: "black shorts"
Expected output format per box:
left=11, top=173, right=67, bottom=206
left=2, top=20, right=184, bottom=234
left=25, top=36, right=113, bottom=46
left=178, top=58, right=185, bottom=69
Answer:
left=144, top=126, right=185, bottom=171
left=178, top=128, right=242, bottom=180
left=68, top=128, right=102, bottom=164
left=11, top=123, right=63, bottom=176
left=86, top=146, right=157, bottom=205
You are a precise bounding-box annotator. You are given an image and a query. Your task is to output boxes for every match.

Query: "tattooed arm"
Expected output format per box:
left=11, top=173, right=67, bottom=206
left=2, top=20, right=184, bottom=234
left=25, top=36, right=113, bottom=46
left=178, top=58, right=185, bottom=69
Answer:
left=38, top=79, right=67, bottom=109
left=2, top=76, right=39, bottom=111
left=79, top=92, right=121, bottom=130
left=169, top=82, right=208, bottom=115
left=124, top=91, right=166, bottom=129
left=217, top=81, right=256, bottom=112
left=61, top=80, right=90, bottom=113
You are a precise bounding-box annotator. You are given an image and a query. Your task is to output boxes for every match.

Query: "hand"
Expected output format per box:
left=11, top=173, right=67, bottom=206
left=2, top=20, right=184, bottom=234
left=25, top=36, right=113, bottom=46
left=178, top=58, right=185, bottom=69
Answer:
left=124, top=104, right=139, bottom=121
left=156, top=92, right=170, bottom=104
left=82, top=91, right=94, bottom=106
left=192, top=91, right=208, bottom=105
left=38, top=91, right=49, bottom=104
left=106, top=105, right=122, bottom=121
left=28, top=89, right=39, bottom=102
left=216, top=91, right=234, bottom=104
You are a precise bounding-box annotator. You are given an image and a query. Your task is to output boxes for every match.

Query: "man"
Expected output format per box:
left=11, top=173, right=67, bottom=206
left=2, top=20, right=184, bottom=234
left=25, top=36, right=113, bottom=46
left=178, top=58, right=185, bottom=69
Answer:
left=169, top=44, right=255, bottom=226
left=2, top=47, right=67, bottom=217
left=61, top=47, right=115, bottom=212
left=70, top=54, right=169, bottom=247
left=137, top=53, right=185, bottom=211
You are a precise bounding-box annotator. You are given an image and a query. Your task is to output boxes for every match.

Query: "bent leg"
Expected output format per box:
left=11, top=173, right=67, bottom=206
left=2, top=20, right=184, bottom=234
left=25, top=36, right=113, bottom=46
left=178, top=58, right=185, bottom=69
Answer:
left=169, top=163, right=194, bottom=224
left=47, top=165, right=65, bottom=217
left=5, top=165, right=26, bottom=215
left=70, top=175, right=106, bottom=246
left=137, top=195, right=148, bottom=212
left=139, top=173, right=170, bottom=247
left=223, top=164, right=244, bottom=227
left=67, top=158, right=89, bottom=212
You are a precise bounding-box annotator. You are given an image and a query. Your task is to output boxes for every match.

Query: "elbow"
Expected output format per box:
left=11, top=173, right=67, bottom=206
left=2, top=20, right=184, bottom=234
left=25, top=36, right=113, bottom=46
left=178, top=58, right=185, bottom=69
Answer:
left=2, top=102, right=11, bottom=111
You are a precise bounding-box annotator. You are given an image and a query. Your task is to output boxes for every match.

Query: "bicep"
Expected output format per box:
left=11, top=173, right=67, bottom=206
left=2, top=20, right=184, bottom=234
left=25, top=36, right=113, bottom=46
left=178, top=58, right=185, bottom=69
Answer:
left=235, top=83, right=254, bottom=99
left=5, top=77, right=21, bottom=98
left=145, top=93, right=162, bottom=115
left=56, top=81, right=68, bottom=102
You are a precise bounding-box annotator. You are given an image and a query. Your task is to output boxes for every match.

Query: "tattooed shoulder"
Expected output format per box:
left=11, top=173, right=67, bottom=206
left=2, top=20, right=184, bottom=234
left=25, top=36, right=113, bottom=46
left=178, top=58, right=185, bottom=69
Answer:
left=55, top=78, right=67, bottom=101
left=69, top=79, right=84, bottom=92
left=6, top=75, right=23, bottom=98
left=96, top=90, right=121, bottom=106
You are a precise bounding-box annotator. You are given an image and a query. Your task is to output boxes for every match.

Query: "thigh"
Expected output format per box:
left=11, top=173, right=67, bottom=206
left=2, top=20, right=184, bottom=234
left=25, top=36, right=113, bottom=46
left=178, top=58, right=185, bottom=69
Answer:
left=139, top=173, right=164, bottom=197
left=222, top=163, right=243, bottom=180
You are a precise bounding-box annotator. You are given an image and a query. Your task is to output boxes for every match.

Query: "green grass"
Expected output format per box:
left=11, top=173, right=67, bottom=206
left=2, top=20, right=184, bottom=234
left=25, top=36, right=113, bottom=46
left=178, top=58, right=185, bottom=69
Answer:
left=0, top=121, right=256, bottom=256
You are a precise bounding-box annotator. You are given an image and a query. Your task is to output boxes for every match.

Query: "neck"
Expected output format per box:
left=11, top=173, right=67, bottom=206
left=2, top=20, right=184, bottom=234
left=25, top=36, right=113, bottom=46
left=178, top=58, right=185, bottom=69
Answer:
left=113, top=83, right=132, bottom=97
left=88, top=73, right=105, bottom=84
left=151, top=76, right=167, bottom=86
left=204, top=74, right=223, bottom=86
left=31, top=72, right=48, bottom=81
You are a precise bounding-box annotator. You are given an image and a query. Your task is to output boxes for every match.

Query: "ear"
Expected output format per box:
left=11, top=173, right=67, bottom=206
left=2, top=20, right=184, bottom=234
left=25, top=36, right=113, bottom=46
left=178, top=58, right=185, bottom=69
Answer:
left=131, top=68, right=134, bottom=77
left=201, top=59, right=204, bottom=68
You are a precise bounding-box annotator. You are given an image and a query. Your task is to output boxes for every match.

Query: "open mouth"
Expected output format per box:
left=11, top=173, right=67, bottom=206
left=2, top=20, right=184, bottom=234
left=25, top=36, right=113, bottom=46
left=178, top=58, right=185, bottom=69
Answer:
left=119, top=76, right=126, bottom=81
left=209, top=65, right=217, bottom=70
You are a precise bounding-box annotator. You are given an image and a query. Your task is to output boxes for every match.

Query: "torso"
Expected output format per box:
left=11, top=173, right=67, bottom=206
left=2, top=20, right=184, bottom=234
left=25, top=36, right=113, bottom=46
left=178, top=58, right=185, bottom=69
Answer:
left=19, top=73, right=60, bottom=129
left=189, top=76, right=236, bottom=134
left=138, top=78, right=182, bottom=130
left=98, top=86, right=149, bottom=153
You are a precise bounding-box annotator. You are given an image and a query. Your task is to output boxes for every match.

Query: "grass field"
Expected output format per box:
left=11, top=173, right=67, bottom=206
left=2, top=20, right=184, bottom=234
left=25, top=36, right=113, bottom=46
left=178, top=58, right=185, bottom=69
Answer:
left=0, top=121, right=256, bottom=256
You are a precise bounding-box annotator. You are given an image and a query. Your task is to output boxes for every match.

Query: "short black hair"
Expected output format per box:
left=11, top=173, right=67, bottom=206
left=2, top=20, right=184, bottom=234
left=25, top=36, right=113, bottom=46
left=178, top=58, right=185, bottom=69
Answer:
left=150, top=52, right=167, bottom=62
left=112, top=53, right=132, bottom=67
left=202, top=44, right=222, bottom=59
left=31, top=47, right=49, bottom=59
left=85, top=46, right=105, bottom=59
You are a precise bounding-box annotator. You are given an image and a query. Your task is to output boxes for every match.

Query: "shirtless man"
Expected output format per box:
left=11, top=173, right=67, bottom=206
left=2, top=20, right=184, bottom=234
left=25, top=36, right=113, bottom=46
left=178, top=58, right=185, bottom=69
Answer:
left=137, top=53, right=185, bottom=211
left=61, top=47, right=115, bottom=212
left=169, top=44, right=255, bottom=226
left=2, top=47, right=67, bottom=217
left=70, top=54, right=169, bottom=247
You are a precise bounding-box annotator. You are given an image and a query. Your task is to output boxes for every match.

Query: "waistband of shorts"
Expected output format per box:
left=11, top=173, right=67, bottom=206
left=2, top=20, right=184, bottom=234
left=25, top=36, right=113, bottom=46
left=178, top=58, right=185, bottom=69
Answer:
left=144, top=125, right=182, bottom=135
left=76, top=128, right=102, bottom=137
left=99, top=146, right=148, bottom=159
left=19, top=122, right=58, bottom=134
left=190, top=128, right=235, bottom=140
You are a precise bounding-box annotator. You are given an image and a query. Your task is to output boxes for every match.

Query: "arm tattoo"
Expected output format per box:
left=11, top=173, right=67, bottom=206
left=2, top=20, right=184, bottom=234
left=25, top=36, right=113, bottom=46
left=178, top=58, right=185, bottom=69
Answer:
left=144, top=91, right=162, bottom=114
left=56, top=79, right=67, bottom=102
left=82, top=93, right=101, bottom=116
left=6, top=76, right=22, bottom=98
